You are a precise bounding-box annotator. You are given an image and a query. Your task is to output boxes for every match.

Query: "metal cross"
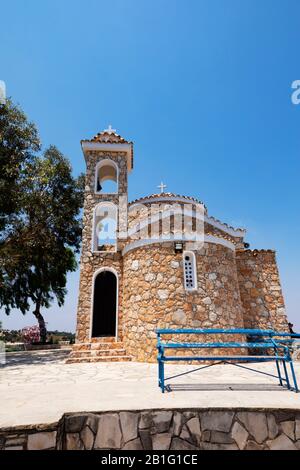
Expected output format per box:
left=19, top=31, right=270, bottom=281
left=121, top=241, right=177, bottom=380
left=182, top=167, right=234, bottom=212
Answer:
left=104, top=124, right=116, bottom=134
left=157, top=181, right=167, bottom=193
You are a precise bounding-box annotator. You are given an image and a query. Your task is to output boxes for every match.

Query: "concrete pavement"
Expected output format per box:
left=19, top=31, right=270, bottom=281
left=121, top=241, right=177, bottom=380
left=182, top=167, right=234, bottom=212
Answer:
left=0, top=350, right=300, bottom=428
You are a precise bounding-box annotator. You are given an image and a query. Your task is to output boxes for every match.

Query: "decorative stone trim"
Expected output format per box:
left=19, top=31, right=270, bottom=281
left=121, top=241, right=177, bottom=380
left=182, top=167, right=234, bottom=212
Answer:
left=1, top=409, right=300, bottom=450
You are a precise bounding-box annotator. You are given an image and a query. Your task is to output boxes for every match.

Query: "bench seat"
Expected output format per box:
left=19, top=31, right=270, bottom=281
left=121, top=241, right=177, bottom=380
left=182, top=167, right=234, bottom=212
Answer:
left=160, top=342, right=283, bottom=350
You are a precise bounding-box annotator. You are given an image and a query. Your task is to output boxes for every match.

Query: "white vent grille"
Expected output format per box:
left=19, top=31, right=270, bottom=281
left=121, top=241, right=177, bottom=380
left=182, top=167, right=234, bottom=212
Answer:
left=183, top=251, right=197, bottom=290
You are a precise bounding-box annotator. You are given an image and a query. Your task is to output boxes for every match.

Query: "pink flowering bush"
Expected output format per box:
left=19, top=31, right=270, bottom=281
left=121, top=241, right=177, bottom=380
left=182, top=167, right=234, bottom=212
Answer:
left=21, top=326, right=40, bottom=344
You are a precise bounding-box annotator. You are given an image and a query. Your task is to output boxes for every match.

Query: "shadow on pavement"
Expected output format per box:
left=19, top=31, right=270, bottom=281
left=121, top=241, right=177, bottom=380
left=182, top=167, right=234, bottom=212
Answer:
left=166, top=383, right=288, bottom=392
left=1, top=350, right=71, bottom=368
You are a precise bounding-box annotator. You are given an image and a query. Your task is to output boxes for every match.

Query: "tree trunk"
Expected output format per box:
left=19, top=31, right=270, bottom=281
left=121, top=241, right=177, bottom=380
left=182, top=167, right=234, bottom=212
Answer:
left=33, top=301, right=47, bottom=343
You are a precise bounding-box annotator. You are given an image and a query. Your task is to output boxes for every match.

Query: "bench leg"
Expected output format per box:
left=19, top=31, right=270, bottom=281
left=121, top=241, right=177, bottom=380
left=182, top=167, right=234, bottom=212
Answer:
left=158, top=359, right=165, bottom=393
left=289, top=360, right=299, bottom=393
left=275, top=359, right=283, bottom=386
left=282, top=360, right=291, bottom=390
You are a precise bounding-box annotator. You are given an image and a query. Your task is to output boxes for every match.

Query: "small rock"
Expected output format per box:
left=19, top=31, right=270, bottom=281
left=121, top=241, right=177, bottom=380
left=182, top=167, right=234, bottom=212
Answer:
left=180, top=426, right=190, bottom=441
left=152, top=433, right=172, bottom=450
left=237, top=412, right=268, bottom=444
left=27, top=431, right=57, bottom=450
left=120, top=412, right=138, bottom=443
left=296, top=420, right=300, bottom=440
left=151, top=411, right=173, bottom=433
left=210, top=431, right=234, bottom=444
left=245, top=440, right=263, bottom=451
left=208, top=273, right=217, bottom=280
left=170, top=261, right=179, bottom=268
left=186, top=417, right=201, bottom=445
left=172, top=412, right=183, bottom=436
left=139, top=412, right=152, bottom=429
left=231, top=421, right=248, bottom=450
left=157, top=290, right=168, bottom=301
left=280, top=421, right=295, bottom=441
left=85, top=414, right=99, bottom=434
left=131, top=260, right=139, bottom=271
left=209, top=312, right=217, bottom=322
left=94, top=414, right=122, bottom=449
left=267, top=414, right=278, bottom=440
left=202, top=430, right=210, bottom=442
left=201, top=411, right=234, bottom=433
left=65, top=433, right=84, bottom=450
left=267, top=434, right=297, bottom=450
left=139, top=429, right=152, bottom=450
left=80, top=426, right=95, bottom=450
left=122, top=438, right=143, bottom=450
left=172, top=309, right=186, bottom=325
left=170, top=438, right=197, bottom=450
left=65, top=414, right=86, bottom=433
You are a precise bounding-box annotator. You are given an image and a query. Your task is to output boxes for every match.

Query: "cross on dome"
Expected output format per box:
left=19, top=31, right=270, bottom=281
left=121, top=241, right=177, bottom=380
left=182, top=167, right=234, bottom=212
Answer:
left=104, top=124, right=116, bottom=134
left=157, top=181, right=167, bottom=193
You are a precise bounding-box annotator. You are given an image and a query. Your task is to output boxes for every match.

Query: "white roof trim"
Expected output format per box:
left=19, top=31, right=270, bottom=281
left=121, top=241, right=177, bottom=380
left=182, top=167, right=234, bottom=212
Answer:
left=130, top=196, right=203, bottom=207
left=81, top=142, right=132, bottom=170
left=127, top=208, right=245, bottom=238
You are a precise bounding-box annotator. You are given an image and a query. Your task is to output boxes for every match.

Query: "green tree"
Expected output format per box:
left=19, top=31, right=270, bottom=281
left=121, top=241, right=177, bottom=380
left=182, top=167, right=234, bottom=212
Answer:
left=0, top=102, right=84, bottom=341
left=0, top=99, right=40, bottom=234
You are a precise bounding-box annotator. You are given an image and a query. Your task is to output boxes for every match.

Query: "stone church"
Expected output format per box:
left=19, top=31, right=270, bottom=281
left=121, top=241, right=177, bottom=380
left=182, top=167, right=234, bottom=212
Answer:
left=67, top=127, right=289, bottom=363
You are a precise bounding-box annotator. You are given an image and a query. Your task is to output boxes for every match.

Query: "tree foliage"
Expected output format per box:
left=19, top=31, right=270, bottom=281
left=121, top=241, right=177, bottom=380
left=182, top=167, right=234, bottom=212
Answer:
left=0, top=99, right=40, bottom=233
left=0, top=100, right=85, bottom=341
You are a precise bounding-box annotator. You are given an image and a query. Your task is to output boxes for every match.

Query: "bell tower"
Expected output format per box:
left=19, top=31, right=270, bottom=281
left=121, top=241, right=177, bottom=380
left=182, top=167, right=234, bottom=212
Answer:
left=80, top=125, right=133, bottom=254
left=72, top=126, right=134, bottom=355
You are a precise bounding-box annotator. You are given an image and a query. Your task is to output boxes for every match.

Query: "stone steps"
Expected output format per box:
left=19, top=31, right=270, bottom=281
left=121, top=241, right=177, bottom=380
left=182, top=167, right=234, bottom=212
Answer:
left=66, top=340, right=131, bottom=363
left=66, top=355, right=132, bottom=364
left=72, top=342, right=124, bottom=351
left=70, top=349, right=127, bottom=358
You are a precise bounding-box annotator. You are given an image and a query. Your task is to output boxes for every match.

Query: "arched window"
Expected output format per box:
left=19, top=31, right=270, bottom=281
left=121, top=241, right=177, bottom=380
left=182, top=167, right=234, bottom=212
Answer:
left=93, top=203, right=117, bottom=252
left=183, top=251, right=197, bottom=290
left=95, top=160, right=118, bottom=193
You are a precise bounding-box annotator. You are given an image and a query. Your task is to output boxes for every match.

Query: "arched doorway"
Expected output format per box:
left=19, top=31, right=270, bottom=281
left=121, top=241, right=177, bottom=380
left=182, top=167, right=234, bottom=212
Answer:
left=92, top=270, right=117, bottom=337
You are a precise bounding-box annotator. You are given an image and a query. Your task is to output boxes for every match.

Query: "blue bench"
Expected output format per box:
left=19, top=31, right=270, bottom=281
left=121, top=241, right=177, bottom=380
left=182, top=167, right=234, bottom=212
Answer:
left=156, top=328, right=300, bottom=393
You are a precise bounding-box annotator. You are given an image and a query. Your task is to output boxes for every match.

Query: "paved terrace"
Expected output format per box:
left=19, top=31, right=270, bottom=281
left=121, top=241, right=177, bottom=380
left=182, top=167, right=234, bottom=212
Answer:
left=0, top=350, right=300, bottom=428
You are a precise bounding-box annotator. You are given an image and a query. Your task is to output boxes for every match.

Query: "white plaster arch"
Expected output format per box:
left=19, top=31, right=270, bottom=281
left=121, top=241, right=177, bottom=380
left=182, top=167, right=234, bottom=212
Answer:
left=122, top=234, right=235, bottom=256
left=92, top=201, right=118, bottom=252
left=89, top=266, right=119, bottom=341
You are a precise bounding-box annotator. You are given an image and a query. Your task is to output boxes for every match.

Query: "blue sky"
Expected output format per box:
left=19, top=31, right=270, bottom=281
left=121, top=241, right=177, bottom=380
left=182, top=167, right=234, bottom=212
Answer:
left=1, top=0, right=300, bottom=331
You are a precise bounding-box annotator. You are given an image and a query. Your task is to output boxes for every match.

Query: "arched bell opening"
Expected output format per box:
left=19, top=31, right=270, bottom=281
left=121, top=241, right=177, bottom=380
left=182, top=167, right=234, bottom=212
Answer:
left=95, top=160, right=118, bottom=193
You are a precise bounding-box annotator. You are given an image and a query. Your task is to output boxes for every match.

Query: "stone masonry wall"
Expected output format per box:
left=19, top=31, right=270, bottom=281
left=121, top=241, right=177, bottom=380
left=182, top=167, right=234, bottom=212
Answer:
left=1, top=409, right=300, bottom=450
left=122, top=243, right=245, bottom=362
left=236, top=250, right=289, bottom=332
left=75, top=150, right=128, bottom=343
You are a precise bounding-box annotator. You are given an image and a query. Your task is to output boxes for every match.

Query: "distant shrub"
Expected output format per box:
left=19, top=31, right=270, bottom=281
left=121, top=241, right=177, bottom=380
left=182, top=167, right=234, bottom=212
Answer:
left=21, top=326, right=40, bottom=344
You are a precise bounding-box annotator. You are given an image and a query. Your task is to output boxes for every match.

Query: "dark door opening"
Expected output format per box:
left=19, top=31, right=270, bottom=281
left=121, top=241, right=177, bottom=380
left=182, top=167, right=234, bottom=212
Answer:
left=92, top=270, right=117, bottom=337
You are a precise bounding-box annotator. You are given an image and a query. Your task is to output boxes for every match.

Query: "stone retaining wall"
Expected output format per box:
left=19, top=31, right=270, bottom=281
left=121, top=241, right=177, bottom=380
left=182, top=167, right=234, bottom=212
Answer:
left=1, top=409, right=300, bottom=450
